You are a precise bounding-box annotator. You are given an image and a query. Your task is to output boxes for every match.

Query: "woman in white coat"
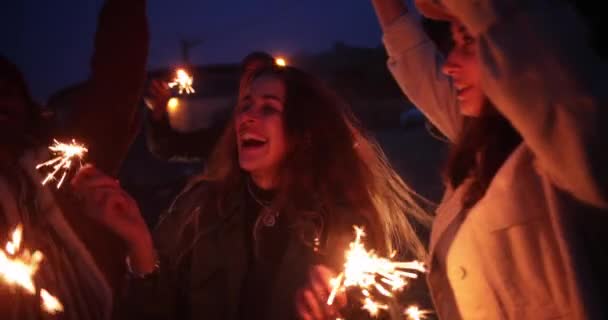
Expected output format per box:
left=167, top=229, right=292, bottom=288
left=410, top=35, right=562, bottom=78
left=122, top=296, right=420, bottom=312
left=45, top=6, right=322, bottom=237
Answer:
left=368, top=0, right=608, bottom=319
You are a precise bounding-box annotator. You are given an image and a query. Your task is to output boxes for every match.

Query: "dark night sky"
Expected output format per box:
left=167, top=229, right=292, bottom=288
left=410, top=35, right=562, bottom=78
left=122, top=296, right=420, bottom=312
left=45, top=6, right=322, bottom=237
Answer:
left=1, top=0, right=417, bottom=102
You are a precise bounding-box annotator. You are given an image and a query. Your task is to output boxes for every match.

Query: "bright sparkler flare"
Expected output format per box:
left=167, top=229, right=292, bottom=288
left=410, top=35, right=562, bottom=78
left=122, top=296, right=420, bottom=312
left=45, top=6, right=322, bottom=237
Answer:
left=275, top=57, right=287, bottom=67
left=168, top=68, right=195, bottom=94
left=327, top=226, right=428, bottom=318
left=41, top=289, right=64, bottom=314
left=36, top=139, right=88, bottom=189
left=404, top=305, right=432, bottom=320
left=0, top=224, right=64, bottom=314
left=0, top=225, right=42, bottom=293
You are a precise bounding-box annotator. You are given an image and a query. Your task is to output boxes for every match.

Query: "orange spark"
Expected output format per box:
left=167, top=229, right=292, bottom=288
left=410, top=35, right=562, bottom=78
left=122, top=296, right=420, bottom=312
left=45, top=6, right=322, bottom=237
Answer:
left=0, top=224, right=63, bottom=314
left=41, top=289, right=64, bottom=314
left=327, top=226, right=427, bottom=318
left=36, top=139, right=88, bottom=189
left=168, top=69, right=195, bottom=94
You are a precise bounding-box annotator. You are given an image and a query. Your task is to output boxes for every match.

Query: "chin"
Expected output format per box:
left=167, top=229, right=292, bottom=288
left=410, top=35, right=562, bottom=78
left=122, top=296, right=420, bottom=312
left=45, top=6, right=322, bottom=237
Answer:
left=459, top=102, right=484, bottom=117
left=238, top=157, right=265, bottom=172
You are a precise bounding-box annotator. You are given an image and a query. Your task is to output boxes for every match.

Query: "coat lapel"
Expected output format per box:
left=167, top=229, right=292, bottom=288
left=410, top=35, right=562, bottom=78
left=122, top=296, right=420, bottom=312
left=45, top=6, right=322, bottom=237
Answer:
left=427, top=181, right=469, bottom=269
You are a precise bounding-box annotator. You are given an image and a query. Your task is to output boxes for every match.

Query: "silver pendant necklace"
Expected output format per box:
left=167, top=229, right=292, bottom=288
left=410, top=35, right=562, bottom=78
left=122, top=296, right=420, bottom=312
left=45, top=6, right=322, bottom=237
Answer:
left=246, top=179, right=279, bottom=227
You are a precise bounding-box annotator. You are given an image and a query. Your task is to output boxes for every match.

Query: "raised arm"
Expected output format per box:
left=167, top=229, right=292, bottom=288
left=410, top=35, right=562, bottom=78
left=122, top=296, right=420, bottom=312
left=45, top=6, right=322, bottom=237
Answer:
left=372, top=0, right=462, bottom=141
left=443, top=0, right=608, bottom=207
left=61, top=0, right=149, bottom=176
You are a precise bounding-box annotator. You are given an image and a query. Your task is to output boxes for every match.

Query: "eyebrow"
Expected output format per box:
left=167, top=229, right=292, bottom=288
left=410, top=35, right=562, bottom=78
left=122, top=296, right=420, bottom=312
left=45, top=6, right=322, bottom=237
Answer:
left=261, top=94, right=283, bottom=103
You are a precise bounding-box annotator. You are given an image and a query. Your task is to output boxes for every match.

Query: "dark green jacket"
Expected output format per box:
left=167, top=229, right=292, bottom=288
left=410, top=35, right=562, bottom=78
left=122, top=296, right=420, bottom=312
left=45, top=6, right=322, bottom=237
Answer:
left=119, top=180, right=371, bottom=320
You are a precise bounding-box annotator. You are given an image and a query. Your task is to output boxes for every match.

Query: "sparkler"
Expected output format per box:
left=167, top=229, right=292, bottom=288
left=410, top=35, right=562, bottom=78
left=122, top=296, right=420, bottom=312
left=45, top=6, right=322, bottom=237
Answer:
left=275, top=57, right=287, bottom=67
left=36, top=139, right=88, bottom=189
left=168, top=68, right=195, bottom=94
left=404, top=306, right=432, bottom=320
left=0, top=224, right=64, bottom=314
left=167, top=97, right=180, bottom=114
left=41, top=289, right=64, bottom=314
left=327, top=226, right=431, bottom=319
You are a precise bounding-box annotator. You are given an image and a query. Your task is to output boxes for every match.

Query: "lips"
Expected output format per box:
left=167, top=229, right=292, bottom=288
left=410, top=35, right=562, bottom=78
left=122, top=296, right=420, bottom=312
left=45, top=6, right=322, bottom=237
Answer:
left=455, top=83, right=472, bottom=100
left=239, top=131, right=268, bottom=149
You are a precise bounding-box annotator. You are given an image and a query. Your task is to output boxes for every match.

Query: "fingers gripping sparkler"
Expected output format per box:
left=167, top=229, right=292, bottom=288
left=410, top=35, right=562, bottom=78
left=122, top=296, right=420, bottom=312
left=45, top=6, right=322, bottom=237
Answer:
left=36, top=139, right=88, bottom=189
left=327, top=226, right=431, bottom=319
left=168, top=69, right=195, bottom=95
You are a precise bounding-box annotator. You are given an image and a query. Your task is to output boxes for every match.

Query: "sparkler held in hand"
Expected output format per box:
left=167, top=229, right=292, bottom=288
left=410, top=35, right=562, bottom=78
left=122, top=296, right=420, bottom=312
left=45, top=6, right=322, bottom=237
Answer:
left=327, top=226, right=431, bottom=319
left=168, top=68, right=195, bottom=95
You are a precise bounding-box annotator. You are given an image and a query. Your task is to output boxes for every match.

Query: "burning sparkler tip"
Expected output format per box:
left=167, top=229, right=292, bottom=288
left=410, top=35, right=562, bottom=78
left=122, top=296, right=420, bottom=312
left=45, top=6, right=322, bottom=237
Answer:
left=36, top=139, right=88, bottom=189
left=168, top=68, right=195, bottom=95
left=327, top=225, right=429, bottom=318
left=1, top=225, right=63, bottom=314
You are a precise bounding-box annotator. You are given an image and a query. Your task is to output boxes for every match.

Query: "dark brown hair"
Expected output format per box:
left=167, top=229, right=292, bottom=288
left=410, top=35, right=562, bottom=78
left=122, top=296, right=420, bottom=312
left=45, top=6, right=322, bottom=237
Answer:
left=177, top=53, right=432, bottom=261
left=444, top=104, right=521, bottom=208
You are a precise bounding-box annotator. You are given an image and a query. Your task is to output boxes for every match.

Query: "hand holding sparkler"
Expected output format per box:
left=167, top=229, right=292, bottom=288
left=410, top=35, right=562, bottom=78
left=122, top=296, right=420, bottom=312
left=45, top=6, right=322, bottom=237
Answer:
left=296, top=265, right=347, bottom=320
left=144, top=79, right=173, bottom=121
left=71, top=165, right=158, bottom=275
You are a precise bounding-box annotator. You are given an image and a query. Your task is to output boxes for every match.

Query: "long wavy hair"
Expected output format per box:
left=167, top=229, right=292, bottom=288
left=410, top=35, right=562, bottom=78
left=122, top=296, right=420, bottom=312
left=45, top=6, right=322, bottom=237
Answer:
left=172, top=53, right=432, bottom=262
left=444, top=104, right=522, bottom=208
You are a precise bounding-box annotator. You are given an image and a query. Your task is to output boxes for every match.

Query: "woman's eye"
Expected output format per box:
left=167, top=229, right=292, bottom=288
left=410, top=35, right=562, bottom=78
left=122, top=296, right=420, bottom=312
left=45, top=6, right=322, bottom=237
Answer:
left=239, top=104, right=252, bottom=113
left=463, top=35, right=475, bottom=46
left=262, top=105, right=279, bottom=115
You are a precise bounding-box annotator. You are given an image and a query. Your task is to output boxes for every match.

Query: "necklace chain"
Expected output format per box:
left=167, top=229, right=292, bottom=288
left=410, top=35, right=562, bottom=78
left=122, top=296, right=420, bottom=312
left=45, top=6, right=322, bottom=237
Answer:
left=246, top=179, right=273, bottom=208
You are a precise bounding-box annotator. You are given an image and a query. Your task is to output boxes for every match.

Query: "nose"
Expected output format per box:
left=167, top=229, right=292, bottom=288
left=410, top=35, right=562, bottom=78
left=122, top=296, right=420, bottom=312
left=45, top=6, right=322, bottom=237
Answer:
left=237, top=106, right=260, bottom=127
left=441, top=50, right=460, bottom=77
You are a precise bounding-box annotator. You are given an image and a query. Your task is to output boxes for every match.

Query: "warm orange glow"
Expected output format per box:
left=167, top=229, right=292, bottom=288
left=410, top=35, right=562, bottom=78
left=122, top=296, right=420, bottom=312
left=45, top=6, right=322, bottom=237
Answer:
left=36, top=139, right=88, bottom=189
left=0, top=225, right=42, bottom=294
left=167, top=97, right=180, bottom=113
left=405, top=305, right=432, bottom=320
left=275, top=57, right=287, bottom=67
left=327, top=226, right=427, bottom=317
left=0, top=224, right=64, bottom=314
left=41, top=289, right=64, bottom=314
left=168, top=68, right=195, bottom=94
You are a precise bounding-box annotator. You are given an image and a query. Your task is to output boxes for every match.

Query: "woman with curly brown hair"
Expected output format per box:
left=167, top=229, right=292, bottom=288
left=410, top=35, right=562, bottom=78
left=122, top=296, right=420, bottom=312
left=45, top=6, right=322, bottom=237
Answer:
left=72, top=53, right=431, bottom=320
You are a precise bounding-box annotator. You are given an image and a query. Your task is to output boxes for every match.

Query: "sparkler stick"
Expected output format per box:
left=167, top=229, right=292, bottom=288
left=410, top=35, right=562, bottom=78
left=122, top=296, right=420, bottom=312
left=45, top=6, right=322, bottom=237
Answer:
left=0, top=224, right=63, bottom=314
left=35, top=139, right=88, bottom=189
left=327, top=226, right=432, bottom=319
left=168, top=68, right=195, bottom=94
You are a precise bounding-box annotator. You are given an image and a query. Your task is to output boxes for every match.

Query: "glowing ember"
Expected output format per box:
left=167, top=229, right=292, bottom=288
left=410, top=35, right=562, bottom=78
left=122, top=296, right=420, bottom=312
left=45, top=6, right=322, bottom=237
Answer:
left=362, top=297, right=388, bottom=317
left=0, top=225, right=43, bottom=294
left=327, top=226, right=426, bottom=318
left=0, top=224, right=63, bottom=314
left=41, top=289, right=64, bottom=314
left=6, top=225, right=22, bottom=255
left=36, top=139, right=88, bottom=189
left=168, top=68, right=195, bottom=94
left=167, top=97, right=180, bottom=113
left=275, top=57, right=287, bottom=67
left=404, top=305, right=432, bottom=320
